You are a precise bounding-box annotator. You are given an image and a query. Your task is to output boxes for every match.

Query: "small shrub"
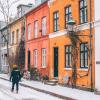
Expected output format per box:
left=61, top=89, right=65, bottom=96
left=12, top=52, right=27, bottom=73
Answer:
left=30, top=68, right=41, bottom=81
left=42, top=75, right=49, bottom=81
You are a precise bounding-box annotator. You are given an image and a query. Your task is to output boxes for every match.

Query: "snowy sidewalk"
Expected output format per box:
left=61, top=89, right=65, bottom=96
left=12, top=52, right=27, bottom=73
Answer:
left=0, top=74, right=100, bottom=100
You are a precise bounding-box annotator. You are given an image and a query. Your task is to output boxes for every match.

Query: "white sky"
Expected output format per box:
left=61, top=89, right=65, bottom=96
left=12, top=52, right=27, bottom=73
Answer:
left=0, top=0, right=35, bottom=21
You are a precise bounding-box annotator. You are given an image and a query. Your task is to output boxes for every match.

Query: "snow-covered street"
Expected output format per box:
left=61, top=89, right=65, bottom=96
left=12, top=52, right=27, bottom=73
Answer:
left=0, top=79, right=63, bottom=100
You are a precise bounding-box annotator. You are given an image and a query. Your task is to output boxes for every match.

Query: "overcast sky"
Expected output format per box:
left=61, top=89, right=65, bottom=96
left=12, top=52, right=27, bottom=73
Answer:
left=0, top=0, right=35, bottom=21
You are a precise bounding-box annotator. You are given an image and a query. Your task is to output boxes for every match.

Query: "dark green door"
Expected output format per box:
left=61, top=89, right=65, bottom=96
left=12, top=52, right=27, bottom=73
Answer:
left=54, top=47, right=58, bottom=77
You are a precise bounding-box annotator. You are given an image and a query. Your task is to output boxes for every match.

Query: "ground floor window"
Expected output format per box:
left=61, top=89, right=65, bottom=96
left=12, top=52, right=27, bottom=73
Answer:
left=80, top=43, right=88, bottom=68
left=65, top=45, right=72, bottom=68
left=42, top=48, right=46, bottom=68
left=34, top=49, right=38, bottom=68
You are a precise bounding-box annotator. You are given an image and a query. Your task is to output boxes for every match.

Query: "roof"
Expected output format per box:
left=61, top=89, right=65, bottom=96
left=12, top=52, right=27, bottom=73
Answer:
left=24, top=0, right=48, bottom=16
left=0, top=0, right=48, bottom=31
left=17, top=4, right=33, bottom=8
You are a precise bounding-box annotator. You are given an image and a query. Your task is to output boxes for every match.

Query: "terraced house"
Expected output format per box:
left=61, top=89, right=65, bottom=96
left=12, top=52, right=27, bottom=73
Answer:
left=0, top=25, right=10, bottom=73
left=25, top=0, right=50, bottom=76
left=49, top=0, right=94, bottom=90
left=9, top=4, right=32, bottom=68
left=0, top=4, right=32, bottom=72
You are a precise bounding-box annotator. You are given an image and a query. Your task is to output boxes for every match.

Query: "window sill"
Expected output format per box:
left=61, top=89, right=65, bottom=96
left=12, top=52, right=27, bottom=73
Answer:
left=41, top=67, right=46, bottom=69
left=64, top=68, right=72, bottom=70
left=78, top=68, right=88, bottom=71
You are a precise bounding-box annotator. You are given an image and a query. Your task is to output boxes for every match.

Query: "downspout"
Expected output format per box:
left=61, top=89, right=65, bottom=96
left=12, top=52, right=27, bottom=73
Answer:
left=89, top=0, right=93, bottom=92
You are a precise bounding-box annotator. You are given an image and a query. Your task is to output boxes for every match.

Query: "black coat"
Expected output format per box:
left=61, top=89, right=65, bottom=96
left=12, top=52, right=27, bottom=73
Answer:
left=10, top=69, right=21, bottom=83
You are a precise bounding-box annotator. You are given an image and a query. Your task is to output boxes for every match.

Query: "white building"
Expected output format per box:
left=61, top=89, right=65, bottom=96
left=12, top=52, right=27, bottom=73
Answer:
left=95, top=0, right=100, bottom=92
left=17, top=4, right=33, bottom=18
left=0, top=26, right=9, bottom=73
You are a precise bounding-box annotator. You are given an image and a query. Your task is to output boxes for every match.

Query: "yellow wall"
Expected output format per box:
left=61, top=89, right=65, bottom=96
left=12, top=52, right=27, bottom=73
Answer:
left=49, top=0, right=95, bottom=89
left=10, top=18, right=24, bottom=54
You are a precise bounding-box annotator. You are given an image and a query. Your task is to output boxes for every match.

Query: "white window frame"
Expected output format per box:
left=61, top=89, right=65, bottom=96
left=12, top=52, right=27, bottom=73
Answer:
left=28, top=24, right=31, bottom=40
left=12, top=31, right=14, bottom=44
left=42, top=17, right=46, bottom=36
left=42, top=48, right=46, bottom=68
left=34, top=49, right=38, bottom=68
left=17, top=29, right=20, bottom=43
left=34, top=21, right=38, bottom=38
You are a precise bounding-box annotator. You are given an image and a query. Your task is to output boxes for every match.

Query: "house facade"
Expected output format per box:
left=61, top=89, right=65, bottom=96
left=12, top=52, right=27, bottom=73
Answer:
left=0, top=26, right=10, bottom=73
left=49, top=0, right=95, bottom=89
left=25, top=0, right=50, bottom=76
left=9, top=17, right=25, bottom=66
left=0, top=21, right=6, bottom=72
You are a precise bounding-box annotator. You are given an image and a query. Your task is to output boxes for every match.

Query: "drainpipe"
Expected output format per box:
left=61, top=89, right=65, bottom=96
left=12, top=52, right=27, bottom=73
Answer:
left=89, top=0, right=93, bottom=92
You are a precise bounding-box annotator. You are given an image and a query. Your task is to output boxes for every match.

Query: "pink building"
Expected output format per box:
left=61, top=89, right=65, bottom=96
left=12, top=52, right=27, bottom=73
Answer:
left=25, top=0, right=50, bottom=76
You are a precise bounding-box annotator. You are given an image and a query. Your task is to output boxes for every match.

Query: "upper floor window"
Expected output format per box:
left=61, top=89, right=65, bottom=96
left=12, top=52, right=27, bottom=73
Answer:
left=16, top=29, right=20, bottom=43
left=42, top=17, right=46, bottom=36
left=34, top=21, right=38, bottom=38
left=79, top=0, right=88, bottom=24
left=28, top=24, right=31, bottom=40
left=53, top=11, right=59, bottom=32
left=42, top=48, right=46, bottom=68
left=2, top=37, right=5, bottom=47
left=65, top=6, right=72, bottom=28
left=12, top=31, right=14, bottom=44
left=65, top=45, right=72, bottom=68
left=80, top=43, right=88, bottom=68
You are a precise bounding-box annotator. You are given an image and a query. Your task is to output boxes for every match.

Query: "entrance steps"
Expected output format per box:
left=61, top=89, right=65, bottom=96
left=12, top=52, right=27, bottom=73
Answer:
left=45, top=78, right=58, bottom=86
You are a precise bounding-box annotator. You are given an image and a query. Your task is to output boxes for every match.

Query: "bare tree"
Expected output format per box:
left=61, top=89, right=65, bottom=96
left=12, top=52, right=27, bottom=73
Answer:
left=15, top=39, right=25, bottom=71
left=0, top=0, right=19, bottom=72
left=67, top=26, right=90, bottom=88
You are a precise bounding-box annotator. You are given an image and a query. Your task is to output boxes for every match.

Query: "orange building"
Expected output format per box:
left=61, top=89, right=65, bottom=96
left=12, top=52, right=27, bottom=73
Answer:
left=49, top=0, right=94, bottom=90
left=25, top=1, right=50, bottom=76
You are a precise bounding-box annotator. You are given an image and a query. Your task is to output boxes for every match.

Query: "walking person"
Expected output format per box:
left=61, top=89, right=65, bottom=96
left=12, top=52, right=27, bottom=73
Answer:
left=10, top=64, right=21, bottom=93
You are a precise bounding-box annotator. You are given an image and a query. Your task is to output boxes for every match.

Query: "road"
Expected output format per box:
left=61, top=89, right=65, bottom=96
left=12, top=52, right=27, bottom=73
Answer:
left=0, top=79, right=63, bottom=100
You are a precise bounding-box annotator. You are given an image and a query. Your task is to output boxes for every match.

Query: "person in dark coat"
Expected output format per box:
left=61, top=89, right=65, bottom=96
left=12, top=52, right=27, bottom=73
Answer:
left=10, top=65, right=21, bottom=93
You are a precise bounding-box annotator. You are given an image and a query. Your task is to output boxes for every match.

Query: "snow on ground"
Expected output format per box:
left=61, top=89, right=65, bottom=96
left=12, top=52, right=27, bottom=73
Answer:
left=0, top=78, right=63, bottom=100
left=0, top=74, right=100, bottom=100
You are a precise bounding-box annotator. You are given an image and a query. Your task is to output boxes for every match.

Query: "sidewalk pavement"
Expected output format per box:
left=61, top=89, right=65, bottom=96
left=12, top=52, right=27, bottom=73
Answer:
left=0, top=74, right=100, bottom=100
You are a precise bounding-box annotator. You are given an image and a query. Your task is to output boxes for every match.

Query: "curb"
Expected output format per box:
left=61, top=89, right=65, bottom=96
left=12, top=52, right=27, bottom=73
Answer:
left=0, top=77, right=74, bottom=100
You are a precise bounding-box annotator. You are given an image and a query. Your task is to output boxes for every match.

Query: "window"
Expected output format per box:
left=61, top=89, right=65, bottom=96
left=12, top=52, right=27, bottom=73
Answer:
left=18, top=30, right=21, bottom=43
left=65, top=6, right=72, bottom=28
left=8, top=33, right=10, bottom=45
left=16, top=29, right=20, bottom=43
left=28, top=24, right=31, bottom=40
left=34, top=49, right=38, bottom=68
left=80, top=43, right=88, bottom=68
left=42, top=17, right=46, bottom=36
left=18, top=7, right=22, bottom=17
left=79, top=0, right=88, bottom=24
left=2, top=35, right=4, bottom=46
left=12, top=31, right=14, bottom=44
left=65, top=46, right=72, bottom=68
left=34, top=21, right=38, bottom=38
left=42, top=49, right=46, bottom=68
left=53, top=11, right=59, bottom=32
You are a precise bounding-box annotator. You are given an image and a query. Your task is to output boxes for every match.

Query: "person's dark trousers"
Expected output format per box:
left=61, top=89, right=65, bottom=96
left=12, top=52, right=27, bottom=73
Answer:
left=12, top=82, right=19, bottom=93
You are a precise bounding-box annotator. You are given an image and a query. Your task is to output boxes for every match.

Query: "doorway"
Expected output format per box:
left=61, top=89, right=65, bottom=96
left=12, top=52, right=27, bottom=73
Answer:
left=28, top=50, right=30, bottom=71
left=54, top=47, right=58, bottom=77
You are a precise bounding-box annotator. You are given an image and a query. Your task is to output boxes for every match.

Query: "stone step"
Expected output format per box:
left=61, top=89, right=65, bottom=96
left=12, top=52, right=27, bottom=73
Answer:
left=44, top=79, right=58, bottom=86
left=49, top=79, right=58, bottom=83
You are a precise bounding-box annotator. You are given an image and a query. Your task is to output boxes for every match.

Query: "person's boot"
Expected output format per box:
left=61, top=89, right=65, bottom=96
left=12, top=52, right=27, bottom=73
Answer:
left=11, top=89, right=13, bottom=92
left=16, top=90, right=18, bottom=94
